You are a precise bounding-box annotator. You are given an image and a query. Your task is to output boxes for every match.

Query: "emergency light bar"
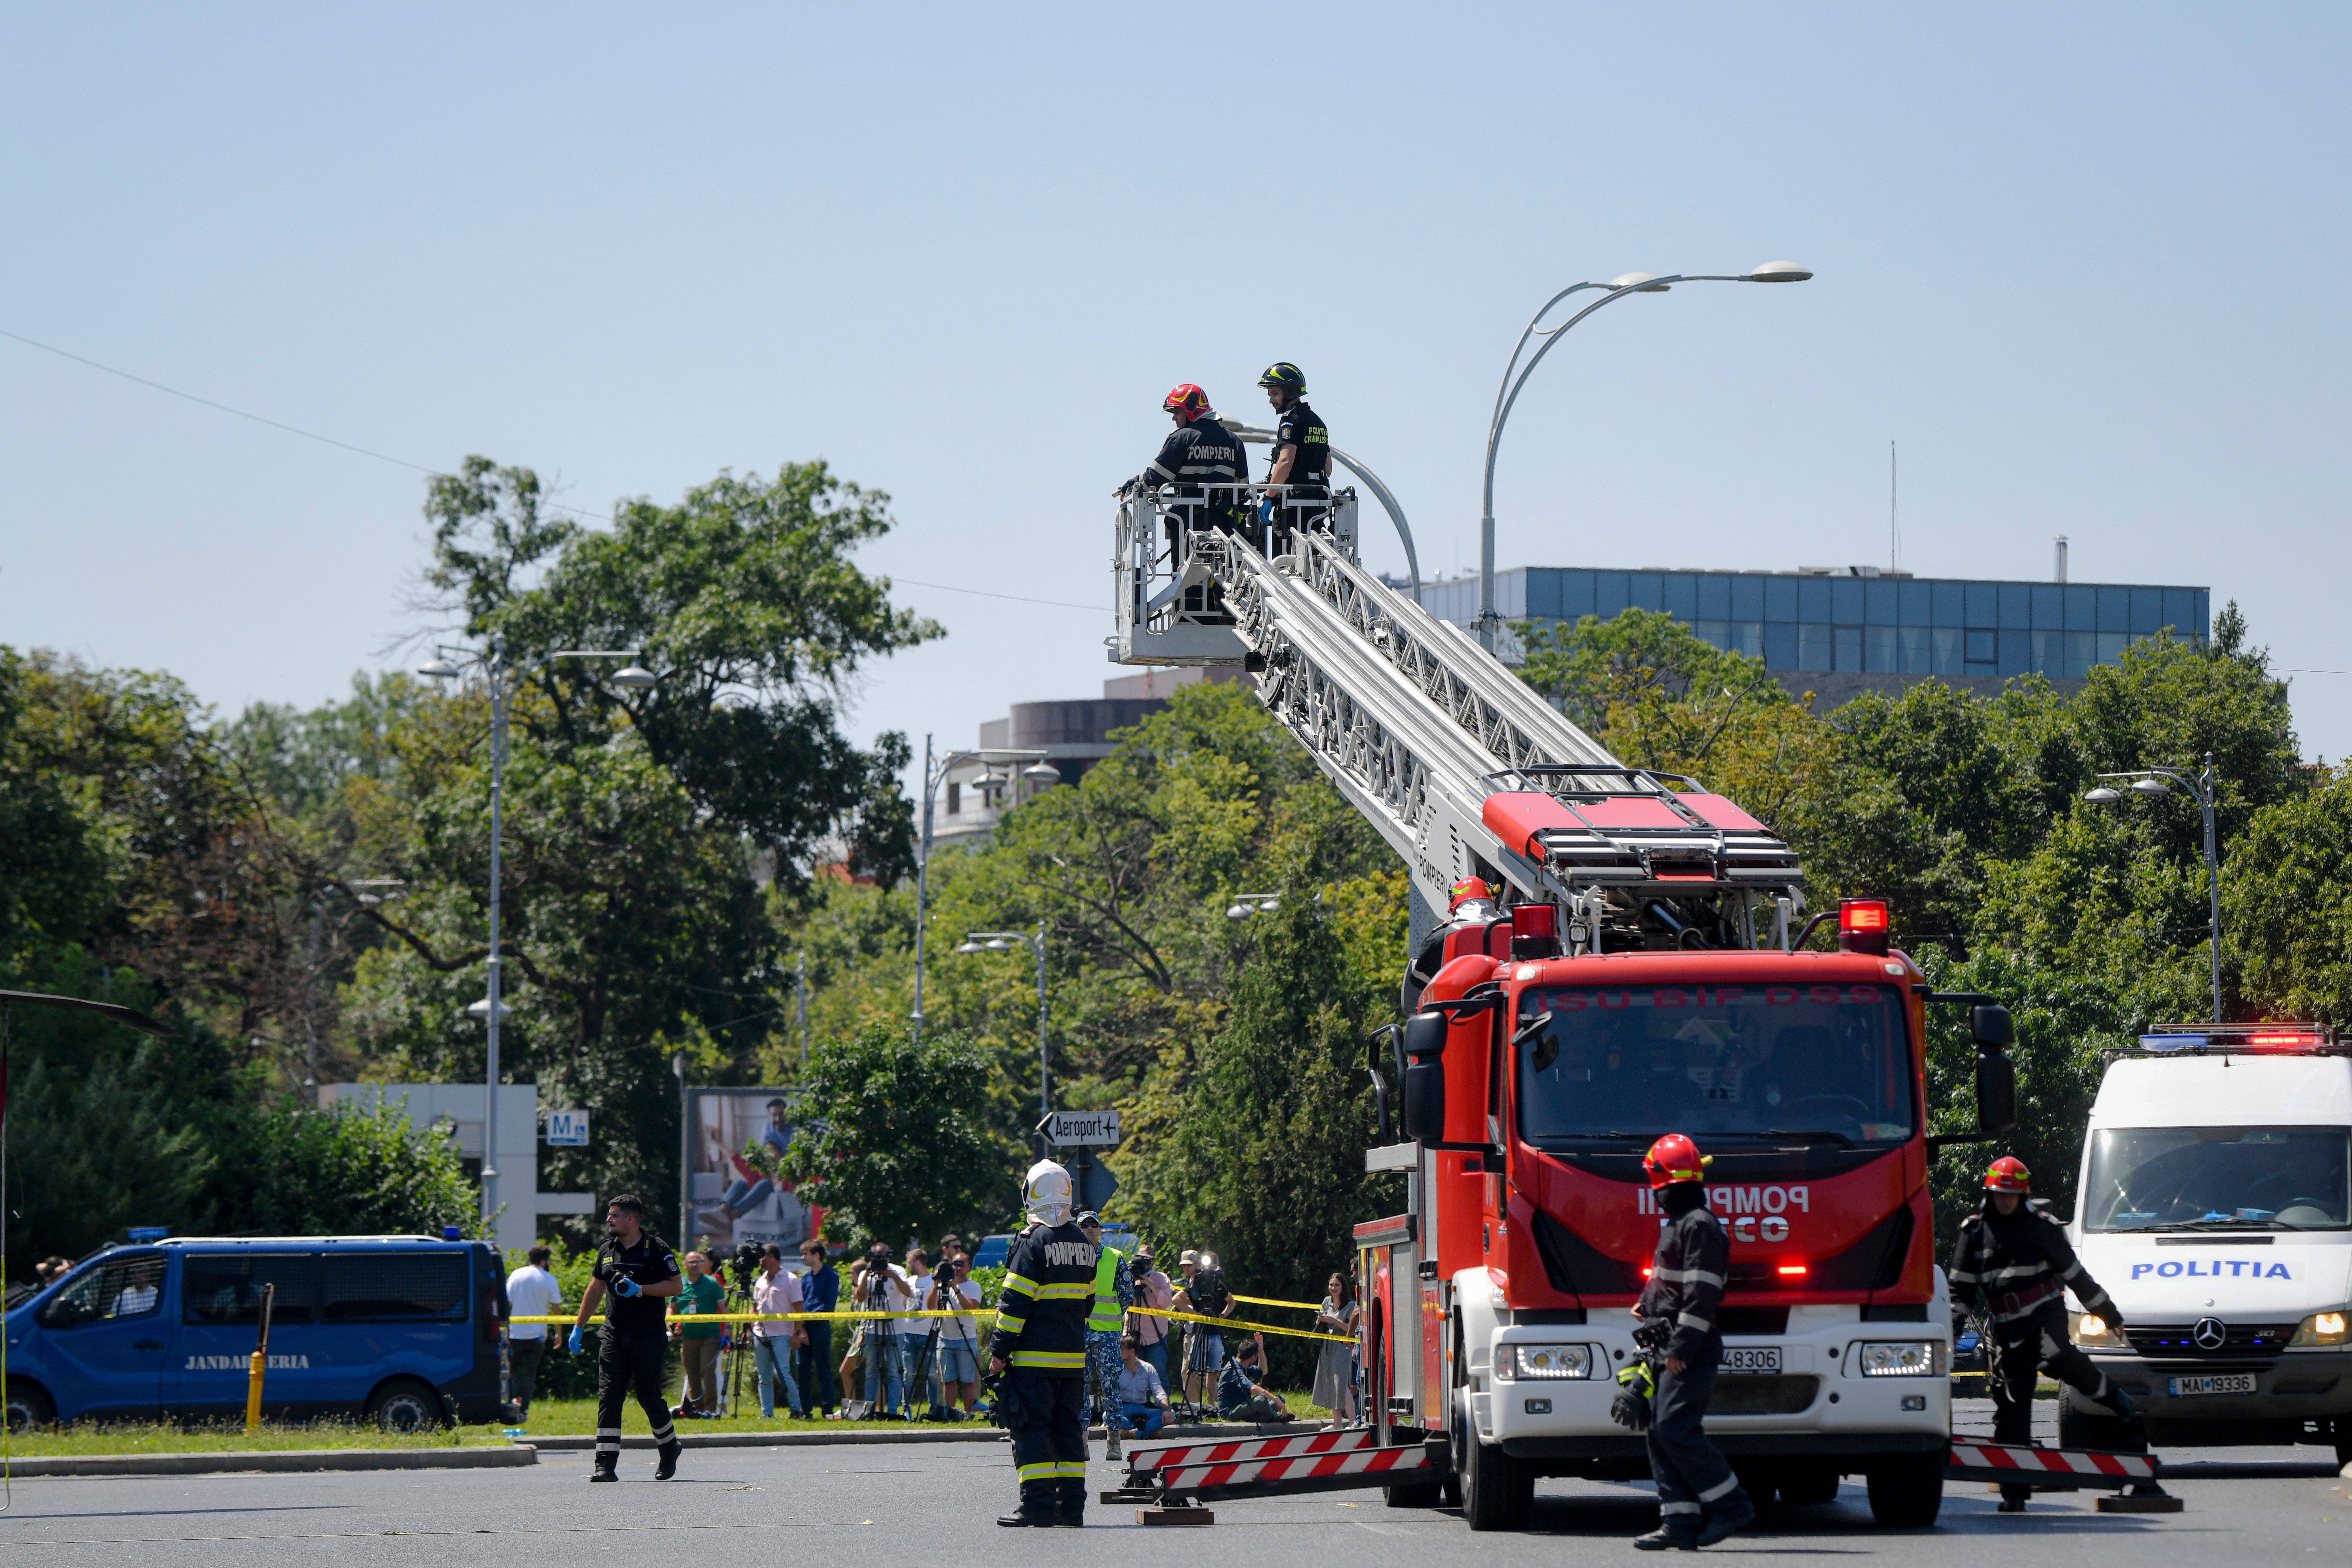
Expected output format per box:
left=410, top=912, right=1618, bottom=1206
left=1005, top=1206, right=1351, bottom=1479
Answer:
left=1836, top=898, right=1890, bottom=957
left=2139, top=1022, right=2336, bottom=1054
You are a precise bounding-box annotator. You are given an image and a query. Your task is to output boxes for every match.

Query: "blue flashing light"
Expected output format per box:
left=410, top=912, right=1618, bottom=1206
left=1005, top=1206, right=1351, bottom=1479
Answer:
left=2140, top=1033, right=2204, bottom=1052
left=127, top=1226, right=168, bottom=1241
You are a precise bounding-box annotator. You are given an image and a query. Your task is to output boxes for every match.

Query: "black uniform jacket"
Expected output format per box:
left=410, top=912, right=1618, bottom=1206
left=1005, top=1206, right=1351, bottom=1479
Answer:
left=593, top=1232, right=682, bottom=1337
left=1636, top=1203, right=1730, bottom=1366
left=1949, top=1202, right=2116, bottom=1338
left=990, top=1220, right=1096, bottom=1372
left=1144, top=418, right=1250, bottom=496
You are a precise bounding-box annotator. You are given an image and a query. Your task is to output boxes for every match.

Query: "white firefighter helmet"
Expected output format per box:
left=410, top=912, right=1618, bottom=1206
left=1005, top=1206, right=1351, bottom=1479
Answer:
left=1023, top=1159, right=1073, bottom=1226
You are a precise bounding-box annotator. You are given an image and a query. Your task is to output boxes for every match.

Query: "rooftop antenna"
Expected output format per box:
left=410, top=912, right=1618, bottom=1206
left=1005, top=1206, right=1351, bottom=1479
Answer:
left=2055, top=535, right=2068, bottom=584
left=1889, top=440, right=1898, bottom=573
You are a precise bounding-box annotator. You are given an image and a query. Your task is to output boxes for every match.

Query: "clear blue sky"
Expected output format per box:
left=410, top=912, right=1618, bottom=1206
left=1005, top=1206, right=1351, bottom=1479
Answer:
left=5, top=4, right=2347, bottom=780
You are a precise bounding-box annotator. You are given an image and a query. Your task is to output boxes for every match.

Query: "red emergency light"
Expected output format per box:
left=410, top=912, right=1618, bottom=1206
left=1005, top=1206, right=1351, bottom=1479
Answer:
left=2246, top=1032, right=2323, bottom=1047
left=1836, top=898, right=1890, bottom=956
left=1775, top=1264, right=1809, bottom=1277
left=1510, top=901, right=1562, bottom=961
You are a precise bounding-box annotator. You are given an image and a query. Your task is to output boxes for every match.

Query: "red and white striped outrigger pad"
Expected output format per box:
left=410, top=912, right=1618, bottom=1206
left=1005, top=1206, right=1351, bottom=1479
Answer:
left=1127, top=1427, right=1436, bottom=1496
left=1947, top=1437, right=2159, bottom=1484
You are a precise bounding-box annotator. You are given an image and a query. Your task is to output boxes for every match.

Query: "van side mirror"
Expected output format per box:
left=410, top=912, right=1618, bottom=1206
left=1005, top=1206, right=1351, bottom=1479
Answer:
left=1975, top=1049, right=2017, bottom=1136
left=1401, top=1011, right=1448, bottom=1143
left=1970, top=1004, right=2014, bottom=1050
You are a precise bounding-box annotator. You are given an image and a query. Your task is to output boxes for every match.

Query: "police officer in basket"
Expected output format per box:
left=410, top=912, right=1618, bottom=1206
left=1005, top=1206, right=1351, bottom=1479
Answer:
left=1632, top=1135, right=1754, bottom=1550
left=569, top=1194, right=686, bottom=1482
left=1951, top=1155, right=2138, bottom=1512
left=1254, top=361, right=1329, bottom=554
left=989, top=1160, right=1098, bottom=1527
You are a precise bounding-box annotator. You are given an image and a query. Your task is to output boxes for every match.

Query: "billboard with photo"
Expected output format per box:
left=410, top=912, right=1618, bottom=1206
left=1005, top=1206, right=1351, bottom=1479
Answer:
left=686, top=1088, right=817, bottom=1252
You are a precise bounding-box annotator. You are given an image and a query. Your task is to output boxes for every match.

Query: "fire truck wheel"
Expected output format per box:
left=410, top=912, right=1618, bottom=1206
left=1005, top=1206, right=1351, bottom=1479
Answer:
left=1863, top=1451, right=1945, bottom=1528
left=1452, top=1378, right=1532, bottom=1529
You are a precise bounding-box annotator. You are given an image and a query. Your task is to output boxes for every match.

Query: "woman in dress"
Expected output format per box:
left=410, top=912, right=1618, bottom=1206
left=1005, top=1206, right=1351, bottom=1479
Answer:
left=1312, top=1271, right=1360, bottom=1426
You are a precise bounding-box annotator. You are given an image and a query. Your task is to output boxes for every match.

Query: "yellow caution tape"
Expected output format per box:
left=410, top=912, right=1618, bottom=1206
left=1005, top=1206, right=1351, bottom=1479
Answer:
left=1133, top=1306, right=1357, bottom=1346
left=1229, top=1293, right=1326, bottom=1311
left=509, top=1311, right=984, bottom=1325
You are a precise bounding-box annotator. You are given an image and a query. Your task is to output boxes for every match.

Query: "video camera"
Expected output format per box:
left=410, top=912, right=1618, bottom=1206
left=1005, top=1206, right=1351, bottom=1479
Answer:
left=727, top=1240, right=765, bottom=1291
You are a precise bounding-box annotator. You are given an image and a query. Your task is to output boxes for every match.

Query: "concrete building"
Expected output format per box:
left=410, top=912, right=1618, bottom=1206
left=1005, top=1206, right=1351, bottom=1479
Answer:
left=1410, top=564, right=2210, bottom=705
left=321, top=1082, right=595, bottom=1260
left=933, top=668, right=1242, bottom=846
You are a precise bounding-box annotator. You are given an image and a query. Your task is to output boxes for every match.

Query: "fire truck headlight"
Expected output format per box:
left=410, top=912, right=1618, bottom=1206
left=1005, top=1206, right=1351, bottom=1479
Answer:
left=2290, top=1310, right=2348, bottom=1347
left=1502, top=1344, right=1595, bottom=1380
left=1857, top=1341, right=1936, bottom=1377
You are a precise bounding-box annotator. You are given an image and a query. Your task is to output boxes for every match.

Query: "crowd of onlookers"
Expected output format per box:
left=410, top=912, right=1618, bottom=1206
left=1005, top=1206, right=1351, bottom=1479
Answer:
left=499, top=1230, right=1366, bottom=1433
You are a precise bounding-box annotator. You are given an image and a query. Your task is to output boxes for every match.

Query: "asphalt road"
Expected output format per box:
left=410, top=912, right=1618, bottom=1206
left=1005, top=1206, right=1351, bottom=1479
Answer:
left=0, top=1404, right=2342, bottom=1565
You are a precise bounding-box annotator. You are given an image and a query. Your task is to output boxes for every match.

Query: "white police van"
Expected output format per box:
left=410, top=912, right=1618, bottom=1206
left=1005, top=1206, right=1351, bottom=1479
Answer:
left=2062, top=1024, right=2351, bottom=1464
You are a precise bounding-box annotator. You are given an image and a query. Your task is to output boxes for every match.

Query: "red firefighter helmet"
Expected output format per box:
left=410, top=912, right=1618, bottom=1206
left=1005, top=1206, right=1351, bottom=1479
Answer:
left=1983, top=1155, right=2032, bottom=1193
left=1643, top=1133, right=1710, bottom=1190
left=1162, top=383, right=1211, bottom=421
left=1448, top=876, right=1493, bottom=913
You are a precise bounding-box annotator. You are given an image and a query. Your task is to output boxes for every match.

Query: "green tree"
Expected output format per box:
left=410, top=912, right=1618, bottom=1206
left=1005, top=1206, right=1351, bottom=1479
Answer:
left=780, top=1025, right=1013, bottom=1247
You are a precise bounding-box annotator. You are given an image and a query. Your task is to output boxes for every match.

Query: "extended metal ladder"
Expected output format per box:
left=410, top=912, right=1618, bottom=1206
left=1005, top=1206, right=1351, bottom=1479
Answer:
left=1110, top=486, right=1803, bottom=930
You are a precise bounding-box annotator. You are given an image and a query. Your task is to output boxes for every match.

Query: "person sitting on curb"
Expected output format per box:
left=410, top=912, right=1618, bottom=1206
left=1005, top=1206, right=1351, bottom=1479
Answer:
left=1115, top=1333, right=1172, bottom=1439
left=1215, top=1334, right=1291, bottom=1424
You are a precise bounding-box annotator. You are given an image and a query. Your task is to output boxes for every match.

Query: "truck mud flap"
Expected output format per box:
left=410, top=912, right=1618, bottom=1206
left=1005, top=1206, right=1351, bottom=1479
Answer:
left=1120, top=1426, right=1441, bottom=1500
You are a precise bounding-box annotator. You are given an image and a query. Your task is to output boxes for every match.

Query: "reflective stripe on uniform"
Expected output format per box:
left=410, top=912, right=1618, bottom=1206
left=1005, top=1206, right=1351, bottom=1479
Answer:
left=1031, top=1283, right=1093, bottom=1299
left=1009, top=1349, right=1087, bottom=1368
left=1698, top=1474, right=1743, bottom=1503
left=1677, top=1312, right=1711, bottom=1332
left=1652, top=1267, right=1725, bottom=1288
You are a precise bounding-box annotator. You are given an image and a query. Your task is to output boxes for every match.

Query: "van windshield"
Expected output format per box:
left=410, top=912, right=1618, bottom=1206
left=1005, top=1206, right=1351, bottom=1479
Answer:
left=2083, top=1125, right=2351, bottom=1231
left=1516, top=982, right=1916, bottom=1145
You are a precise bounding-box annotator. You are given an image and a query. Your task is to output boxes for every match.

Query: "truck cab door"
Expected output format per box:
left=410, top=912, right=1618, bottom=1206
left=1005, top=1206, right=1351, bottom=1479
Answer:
left=34, top=1250, right=169, bottom=1421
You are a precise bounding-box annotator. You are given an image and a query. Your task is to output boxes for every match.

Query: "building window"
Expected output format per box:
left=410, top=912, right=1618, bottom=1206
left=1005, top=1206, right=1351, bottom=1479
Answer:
left=1964, top=629, right=1996, bottom=664
left=947, top=782, right=961, bottom=816
left=1833, top=625, right=1863, bottom=673
left=1798, top=623, right=1834, bottom=672
left=1863, top=626, right=1897, bottom=672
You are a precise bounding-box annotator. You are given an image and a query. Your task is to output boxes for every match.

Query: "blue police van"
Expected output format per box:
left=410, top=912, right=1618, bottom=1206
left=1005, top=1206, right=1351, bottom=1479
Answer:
left=4, top=1235, right=510, bottom=1432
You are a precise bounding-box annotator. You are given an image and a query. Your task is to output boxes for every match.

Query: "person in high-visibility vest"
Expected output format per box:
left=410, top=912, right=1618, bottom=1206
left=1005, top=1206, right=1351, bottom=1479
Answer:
left=1076, top=1212, right=1134, bottom=1460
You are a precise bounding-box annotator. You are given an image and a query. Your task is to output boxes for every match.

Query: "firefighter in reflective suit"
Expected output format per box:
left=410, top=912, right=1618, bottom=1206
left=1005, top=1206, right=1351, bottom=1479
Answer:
left=989, top=1159, right=1097, bottom=1527
left=1950, top=1155, right=2137, bottom=1510
left=1633, top=1134, right=1754, bottom=1550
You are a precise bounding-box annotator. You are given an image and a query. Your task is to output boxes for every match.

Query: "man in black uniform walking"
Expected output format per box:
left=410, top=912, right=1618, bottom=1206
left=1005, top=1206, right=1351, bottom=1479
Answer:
left=570, top=1194, right=685, bottom=1482
left=1632, top=1134, right=1753, bottom=1550
left=988, top=1158, right=1097, bottom=1527
left=1255, top=361, right=1329, bottom=556
left=1950, top=1156, right=2137, bottom=1511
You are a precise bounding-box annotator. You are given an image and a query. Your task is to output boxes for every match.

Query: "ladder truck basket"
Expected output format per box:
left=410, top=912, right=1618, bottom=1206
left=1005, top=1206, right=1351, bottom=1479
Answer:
left=1113, top=483, right=1359, bottom=668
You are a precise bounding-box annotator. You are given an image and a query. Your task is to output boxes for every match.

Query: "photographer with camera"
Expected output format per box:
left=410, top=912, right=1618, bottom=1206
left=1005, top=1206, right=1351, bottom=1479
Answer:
left=750, top=1243, right=807, bottom=1420
left=925, top=1251, right=984, bottom=1415
left=1174, top=1248, right=1234, bottom=1408
left=853, top=1242, right=918, bottom=1419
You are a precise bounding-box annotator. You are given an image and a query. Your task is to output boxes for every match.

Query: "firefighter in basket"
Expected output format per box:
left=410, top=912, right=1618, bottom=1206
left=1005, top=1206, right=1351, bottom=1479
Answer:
left=1950, top=1155, right=2138, bottom=1512
left=989, top=1159, right=1098, bottom=1527
left=1631, top=1134, right=1755, bottom=1550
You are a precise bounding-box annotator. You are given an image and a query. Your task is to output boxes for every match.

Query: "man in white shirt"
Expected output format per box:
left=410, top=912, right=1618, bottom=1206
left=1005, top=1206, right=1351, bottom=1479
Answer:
left=928, top=1251, right=985, bottom=1413
left=504, top=1245, right=565, bottom=1418
left=751, top=1243, right=807, bottom=1419
left=900, top=1249, right=936, bottom=1413
left=852, top=1244, right=918, bottom=1417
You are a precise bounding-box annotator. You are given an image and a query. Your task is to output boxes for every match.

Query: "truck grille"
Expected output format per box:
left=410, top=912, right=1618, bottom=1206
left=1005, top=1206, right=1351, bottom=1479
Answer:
left=2123, top=1322, right=2296, bottom=1357
left=1708, top=1375, right=1820, bottom=1416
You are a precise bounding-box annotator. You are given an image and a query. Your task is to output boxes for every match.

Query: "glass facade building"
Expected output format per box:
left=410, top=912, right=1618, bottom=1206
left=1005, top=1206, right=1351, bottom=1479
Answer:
left=1413, top=568, right=2209, bottom=681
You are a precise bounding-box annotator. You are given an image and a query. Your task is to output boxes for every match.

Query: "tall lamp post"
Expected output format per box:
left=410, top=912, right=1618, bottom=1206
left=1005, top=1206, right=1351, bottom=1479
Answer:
left=419, top=635, right=659, bottom=1231
left=2084, top=755, right=2225, bottom=1024
left=910, top=735, right=1052, bottom=1043
left=958, top=926, right=1050, bottom=1122
left=1476, top=261, right=1814, bottom=652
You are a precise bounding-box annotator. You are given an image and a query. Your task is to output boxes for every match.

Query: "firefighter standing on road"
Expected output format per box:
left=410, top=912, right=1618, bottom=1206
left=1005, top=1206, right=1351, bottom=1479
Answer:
left=990, top=1160, right=1098, bottom=1527
left=1950, top=1155, right=2138, bottom=1511
left=1255, top=361, right=1329, bottom=554
left=570, top=1194, right=685, bottom=1482
left=1632, top=1134, right=1754, bottom=1550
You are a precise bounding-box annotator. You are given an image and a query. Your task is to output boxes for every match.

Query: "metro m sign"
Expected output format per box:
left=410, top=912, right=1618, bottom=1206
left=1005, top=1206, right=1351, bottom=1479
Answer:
left=1039, top=1109, right=1121, bottom=1147
left=543, top=1109, right=591, bottom=1147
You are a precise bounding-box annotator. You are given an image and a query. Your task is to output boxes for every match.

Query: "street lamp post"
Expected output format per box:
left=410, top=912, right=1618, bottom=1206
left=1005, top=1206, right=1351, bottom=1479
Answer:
left=1476, top=261, right=1814, bottom=652
left=910, top=735, right=1052, bottom=1043
left=419, top=635, right=658, bottom=1232
left=957, top=926, right=1050, bottom=1124
left=2084, top=753, right=2224, bottom=1024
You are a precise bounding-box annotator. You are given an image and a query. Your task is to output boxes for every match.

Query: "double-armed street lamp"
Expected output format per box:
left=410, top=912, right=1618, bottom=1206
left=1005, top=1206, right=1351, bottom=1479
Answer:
left=957, top=926, right=1050, bottom=1122
left=1475, top=261, right=1814, bottom=653
left=418, top=635, right=658, bottom=1229
left=2084, top=754, right=2225, bottom=1025
left=910, top=736, right=1056, bottom=1043
left=1225, top=893, right=1280, bottom=920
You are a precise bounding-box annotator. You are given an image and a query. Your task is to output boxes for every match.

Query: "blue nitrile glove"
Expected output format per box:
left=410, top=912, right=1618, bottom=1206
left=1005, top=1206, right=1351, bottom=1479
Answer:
left=568, top=1325, right=584, bottom=1355
left=1257, top=497, right=1276, bottom=529
left=612, top=1275, right=642, bottom=1298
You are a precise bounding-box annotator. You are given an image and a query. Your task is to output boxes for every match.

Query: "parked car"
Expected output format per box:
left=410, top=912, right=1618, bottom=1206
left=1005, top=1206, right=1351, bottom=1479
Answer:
left=970, top=1228, right=1138, bottom=1272
left=4, top=1234, right=511, bottom=1432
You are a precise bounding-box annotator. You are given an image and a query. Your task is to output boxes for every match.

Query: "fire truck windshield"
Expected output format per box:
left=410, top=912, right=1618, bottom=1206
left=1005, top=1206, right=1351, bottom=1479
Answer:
left=1516, top=983, right=1916, bottom=1146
